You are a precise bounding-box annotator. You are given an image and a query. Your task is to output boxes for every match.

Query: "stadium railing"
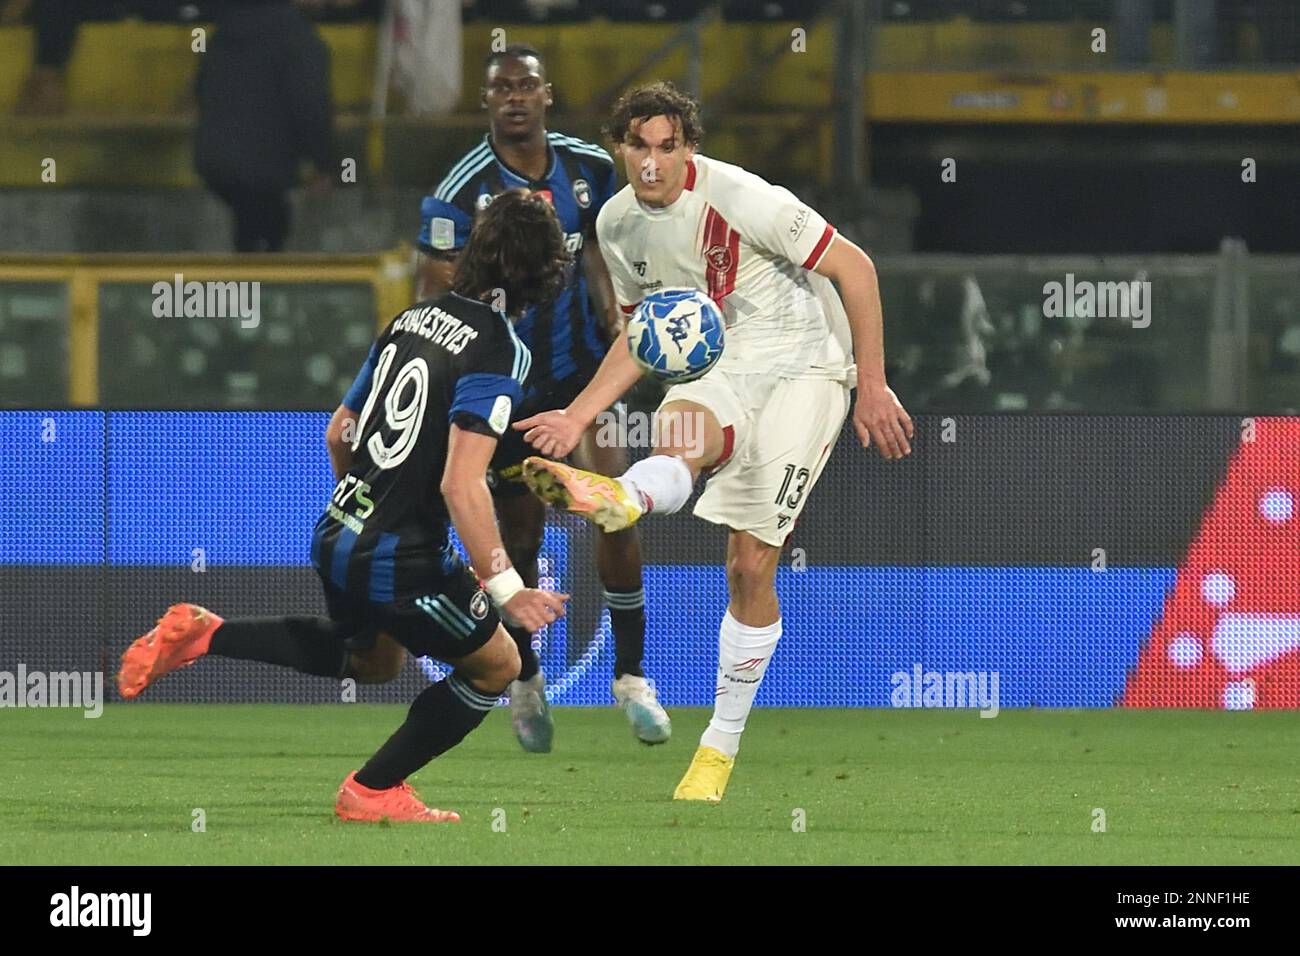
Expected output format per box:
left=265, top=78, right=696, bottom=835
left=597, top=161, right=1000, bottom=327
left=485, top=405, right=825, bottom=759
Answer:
left=2, top=246, right=1298, bottom=414
left=0, top=250, right=412, bottom=408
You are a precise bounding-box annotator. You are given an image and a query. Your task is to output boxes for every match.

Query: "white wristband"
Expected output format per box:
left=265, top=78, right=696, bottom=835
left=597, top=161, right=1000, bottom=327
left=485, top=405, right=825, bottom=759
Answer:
left=485, top=568, right=526, bottom=607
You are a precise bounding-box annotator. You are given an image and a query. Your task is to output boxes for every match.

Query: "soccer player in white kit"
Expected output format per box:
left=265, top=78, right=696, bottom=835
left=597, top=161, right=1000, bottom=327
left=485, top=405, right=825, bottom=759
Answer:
left=515, top=82, right=913, bottom=802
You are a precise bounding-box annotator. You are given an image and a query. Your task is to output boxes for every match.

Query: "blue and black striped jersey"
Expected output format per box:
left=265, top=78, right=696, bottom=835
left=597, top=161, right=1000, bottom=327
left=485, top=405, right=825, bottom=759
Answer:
left=312, top=291, right=530, bottom=602
left=417, top=131, right=618, bottom=388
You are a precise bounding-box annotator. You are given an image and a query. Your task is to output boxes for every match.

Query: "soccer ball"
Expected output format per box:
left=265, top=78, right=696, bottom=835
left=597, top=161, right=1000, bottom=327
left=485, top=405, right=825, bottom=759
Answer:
left=627, top=288, right=725, bottom=383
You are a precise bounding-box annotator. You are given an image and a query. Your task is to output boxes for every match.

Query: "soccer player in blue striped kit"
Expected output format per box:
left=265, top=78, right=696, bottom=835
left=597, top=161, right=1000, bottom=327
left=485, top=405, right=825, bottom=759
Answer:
left=413, top=44, right=669, bottom=751
left=118, top=191, right=572, bottom=823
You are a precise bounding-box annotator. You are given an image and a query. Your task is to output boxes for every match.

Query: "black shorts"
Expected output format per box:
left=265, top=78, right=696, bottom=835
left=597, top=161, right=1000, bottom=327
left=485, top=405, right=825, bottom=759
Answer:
left=319, top=564, right=499, bottom=662
left=488, top=374, right=589, bottom=498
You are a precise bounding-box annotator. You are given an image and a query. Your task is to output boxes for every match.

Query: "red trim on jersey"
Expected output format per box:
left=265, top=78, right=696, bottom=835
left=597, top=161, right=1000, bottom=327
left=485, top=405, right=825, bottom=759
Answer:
left=619, top=302, right=639, bottom=314
left=701, top=207, right=740, bottom=304
left=702, top=424, right=736, bottom=478
left=684, top=159, right=697, bottom=191
left=801, top=224, right=836, bottom=270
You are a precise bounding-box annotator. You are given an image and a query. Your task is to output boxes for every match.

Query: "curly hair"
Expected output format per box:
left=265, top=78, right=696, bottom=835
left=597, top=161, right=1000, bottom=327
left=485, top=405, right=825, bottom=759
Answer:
left=602, top=81, right=704, bottom=147
left=452, top=189, right=572, bottom=315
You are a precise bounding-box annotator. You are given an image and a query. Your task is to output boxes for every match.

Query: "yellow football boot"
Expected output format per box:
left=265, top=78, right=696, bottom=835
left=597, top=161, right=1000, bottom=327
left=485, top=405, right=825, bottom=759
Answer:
left=672, top=746, right=735, bottom=802
left=522, top=457, right=643, bottom=533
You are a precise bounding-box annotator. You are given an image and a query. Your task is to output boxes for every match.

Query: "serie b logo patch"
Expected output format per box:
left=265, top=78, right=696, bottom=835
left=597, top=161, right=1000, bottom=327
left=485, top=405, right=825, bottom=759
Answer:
left=488, top=395, right=512, bottom=436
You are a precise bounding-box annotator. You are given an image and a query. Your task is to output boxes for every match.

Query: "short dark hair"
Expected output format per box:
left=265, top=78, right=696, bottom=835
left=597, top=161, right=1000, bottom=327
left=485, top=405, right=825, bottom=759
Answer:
left=484, top=44, right=546, bottom=78
left=603, top=81, right=703, bottom=147
left=452, top=189, right=571, bottom=314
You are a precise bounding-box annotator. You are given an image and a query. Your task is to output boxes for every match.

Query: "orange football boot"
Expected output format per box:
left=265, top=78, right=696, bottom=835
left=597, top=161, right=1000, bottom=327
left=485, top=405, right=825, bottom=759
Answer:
left=117, top=603, right=224, bottom=700
left=334, top=772, right=460, bottom=823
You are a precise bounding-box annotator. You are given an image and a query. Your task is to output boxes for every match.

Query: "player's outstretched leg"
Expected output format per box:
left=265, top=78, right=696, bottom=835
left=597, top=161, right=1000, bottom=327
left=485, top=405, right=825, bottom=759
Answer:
left=118, top=605, right=402, bottom=699
left=493, top=490, right=554, bottom=753
left=572, top=427, right=669, bottom=744
left=335, top=623, right=520, bottom=823
left=522, top=457, right=645, bottom=532
left=675, top=531, right=783, bottom=803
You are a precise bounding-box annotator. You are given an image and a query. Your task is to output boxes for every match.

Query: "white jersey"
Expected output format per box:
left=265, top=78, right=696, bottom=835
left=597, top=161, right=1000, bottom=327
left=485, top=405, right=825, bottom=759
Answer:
left=595, top=154, right=856, bottom=384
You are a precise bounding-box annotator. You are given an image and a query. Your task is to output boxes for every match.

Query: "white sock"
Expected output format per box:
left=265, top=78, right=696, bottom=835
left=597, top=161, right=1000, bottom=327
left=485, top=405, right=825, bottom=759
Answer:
left=700, top=611, right=782, bottom=759
left=618, top=454, right=693, bottom=514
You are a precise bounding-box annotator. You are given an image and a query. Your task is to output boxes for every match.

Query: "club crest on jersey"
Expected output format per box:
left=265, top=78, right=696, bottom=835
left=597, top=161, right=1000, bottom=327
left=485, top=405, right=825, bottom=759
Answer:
left=475, top=192, right=495, bottom=211
left=705, top=244, right=734, bottom=274
left=572, top=178, right=592, bottom=208
left=469, top=590, right=490, bottom=621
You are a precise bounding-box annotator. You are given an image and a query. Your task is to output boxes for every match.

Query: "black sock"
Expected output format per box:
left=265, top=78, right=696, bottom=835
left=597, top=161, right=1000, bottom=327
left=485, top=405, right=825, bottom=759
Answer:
left=208, top=616, right=349, bottom=678
left=605, top=586, right=646, bottom=679
left=507, top=623, right=540, bottom=682
left=355, top=672, right=500, bottom=790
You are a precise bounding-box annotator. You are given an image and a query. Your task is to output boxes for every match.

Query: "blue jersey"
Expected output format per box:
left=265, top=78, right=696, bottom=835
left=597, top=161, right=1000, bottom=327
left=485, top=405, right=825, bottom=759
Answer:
left=417, top=131, right=618, bottom=387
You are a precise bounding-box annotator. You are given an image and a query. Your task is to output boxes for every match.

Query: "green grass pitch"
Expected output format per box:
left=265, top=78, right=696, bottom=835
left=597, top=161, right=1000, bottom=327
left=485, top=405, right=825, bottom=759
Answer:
left=3, top=706, right=1297, bottom=865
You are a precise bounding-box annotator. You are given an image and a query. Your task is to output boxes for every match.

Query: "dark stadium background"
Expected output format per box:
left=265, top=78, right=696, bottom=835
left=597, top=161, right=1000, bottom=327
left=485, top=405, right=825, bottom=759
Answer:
left=2, top=1, right=1298, bottom=712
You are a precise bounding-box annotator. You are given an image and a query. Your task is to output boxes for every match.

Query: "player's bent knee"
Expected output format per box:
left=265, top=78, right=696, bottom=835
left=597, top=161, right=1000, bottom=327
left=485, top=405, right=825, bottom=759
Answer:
left=460, top=626, right=521, bottom=692
left=348, top=636, right=407, bottom=684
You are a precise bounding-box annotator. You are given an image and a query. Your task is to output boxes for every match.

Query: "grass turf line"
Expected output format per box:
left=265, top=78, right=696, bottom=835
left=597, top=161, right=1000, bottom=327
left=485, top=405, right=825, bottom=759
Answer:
left=1, top=706, right=1297, bottom=865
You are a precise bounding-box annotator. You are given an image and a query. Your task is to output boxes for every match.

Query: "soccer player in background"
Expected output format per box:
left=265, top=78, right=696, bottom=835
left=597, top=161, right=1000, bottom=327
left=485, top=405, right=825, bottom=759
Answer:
left=516, top=83, right=914, bottom=802
left=411, top=44, right=669, bottom=751
left=117, top=190, right=571, bottom=823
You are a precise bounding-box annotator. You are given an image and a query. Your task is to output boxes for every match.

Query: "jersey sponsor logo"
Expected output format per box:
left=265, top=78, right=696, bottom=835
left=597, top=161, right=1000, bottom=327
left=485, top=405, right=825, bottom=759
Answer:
left=789, top=207, right=811, bottom=241
left=469, top=590, right=490, bottom=621
left=488, top=394, right=512, bottom=435
left=430, top=217, right=456, bottom=250
left=572, top=178, right=592, bottom=208
left=563, top=232, right=584, bottom=254
left=476, top=192, right=495, bottom=211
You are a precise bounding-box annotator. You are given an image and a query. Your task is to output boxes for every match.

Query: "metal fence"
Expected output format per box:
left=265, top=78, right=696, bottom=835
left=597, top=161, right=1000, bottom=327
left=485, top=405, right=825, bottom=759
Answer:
left=8, top=247, right=1291, bottom=413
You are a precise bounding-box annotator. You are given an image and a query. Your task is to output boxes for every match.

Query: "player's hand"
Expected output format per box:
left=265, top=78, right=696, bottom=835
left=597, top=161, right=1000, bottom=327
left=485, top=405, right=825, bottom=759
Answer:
left=514, top=408, right=584, bottom=459
left=502, top=588, right=569, bottom=633
left=854, top=383, right=913, bottom=460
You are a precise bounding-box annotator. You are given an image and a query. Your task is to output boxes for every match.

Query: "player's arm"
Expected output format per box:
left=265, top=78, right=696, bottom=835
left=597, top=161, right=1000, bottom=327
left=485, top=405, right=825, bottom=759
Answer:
left=441, top=425, right=568, bottom=633
left=812, top=234, right=913, bottom=460
left=326, top=341, right=380, bottom=479
left=514, top=327, right=642, bottom=459
left=582, top=240, right=625, bottom=344
left=325, top=404, right=358, bottom=480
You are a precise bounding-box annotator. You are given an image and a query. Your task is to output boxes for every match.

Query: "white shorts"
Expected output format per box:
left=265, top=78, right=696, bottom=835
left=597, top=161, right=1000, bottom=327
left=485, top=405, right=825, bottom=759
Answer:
left=660, top=370, right=850, bottom=547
